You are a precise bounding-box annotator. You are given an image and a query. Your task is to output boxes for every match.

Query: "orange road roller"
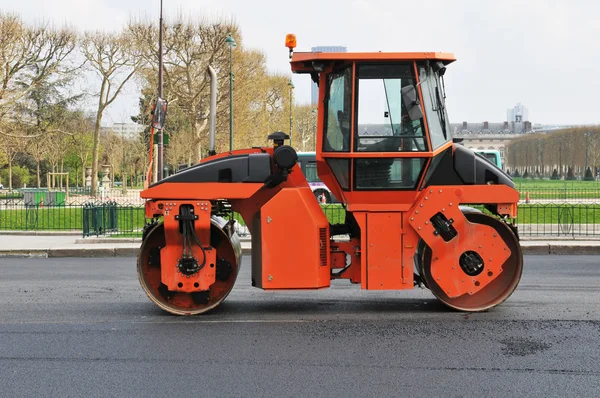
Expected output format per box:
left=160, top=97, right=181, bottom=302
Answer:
left=137, top=40, right=522, bottom=315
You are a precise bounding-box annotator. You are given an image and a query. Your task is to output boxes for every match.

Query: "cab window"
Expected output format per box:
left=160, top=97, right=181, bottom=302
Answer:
left=355, top=63, right=426, bottom=152
left=323, top=67, right=352, bottom=152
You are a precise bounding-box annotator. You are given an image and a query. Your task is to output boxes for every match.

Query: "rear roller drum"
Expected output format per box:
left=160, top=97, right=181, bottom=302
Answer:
left=137, top=217, right=241, bottom=315
left=417, top=213, right=523, bottom=312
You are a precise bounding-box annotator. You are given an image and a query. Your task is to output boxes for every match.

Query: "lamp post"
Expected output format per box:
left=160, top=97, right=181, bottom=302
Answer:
left=121, top=126, right=127, bottom=194
left=225, top=34, right=237, bottom=151
left=157, top=0, right=164, bottom=181
left=312, top=108, right=317, bottom=151
left=288, top=80, right=294, bottom=146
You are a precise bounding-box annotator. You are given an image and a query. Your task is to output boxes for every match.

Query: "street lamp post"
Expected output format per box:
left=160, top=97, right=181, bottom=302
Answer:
left=288, top=80, right=294, bottom=147
left=225, top=34, right=237, bottom=152
left=157, top=0, right=164, bottom=181
left=121, top=127, right=127, bottom=194
left=312, top=108, right=317, bottom=151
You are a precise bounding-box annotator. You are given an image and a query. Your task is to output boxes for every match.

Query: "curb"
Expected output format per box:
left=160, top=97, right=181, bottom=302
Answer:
left=520, top=244, right=600, bottom=255
left=548, top=245, right=600, bottom=255
left=48, top=248, right=126, bottom=258
left=75, top=238, right=141, bottom=244
left=0, top=249, right=49, bottom=258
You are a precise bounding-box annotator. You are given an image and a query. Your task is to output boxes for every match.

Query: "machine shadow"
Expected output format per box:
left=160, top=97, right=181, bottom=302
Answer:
left=203, top=297, right=452, bottom=317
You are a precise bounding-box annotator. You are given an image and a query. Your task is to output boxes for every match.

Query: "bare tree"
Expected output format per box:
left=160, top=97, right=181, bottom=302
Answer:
left=44, top=129, right=70, bottom=187
left=125, top=135, right=146, bottom=188
left=263, top=75, right=292, bottom=143
left=68, top=113, right=95, bottom=187
left=165, top=127, right=194, bottom=170
left=507, top=127, right=600, bottom=179
left=100, top=132, right=124, bottom=187
left=27, top=133, right=50, bottom=187
left=0, top=126, right=26, bottom=189
left=0, top=13, right=77, bottom=135
left=81, top=31, right=142, bottom=195
left=129, top=17, right=236, bottom=160
left=293, top=105, right=317, bottom=152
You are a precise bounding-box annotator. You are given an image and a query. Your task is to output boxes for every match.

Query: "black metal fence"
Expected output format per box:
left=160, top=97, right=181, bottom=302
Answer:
left=0, top=196, right=145, bottom=236
left=2, top=191, right=600, bottom=237
left=516, top=203, right=600, bottom=237
left=518, top=188, right=600, bottom=201
left=83, top=202, right=119, bottom=237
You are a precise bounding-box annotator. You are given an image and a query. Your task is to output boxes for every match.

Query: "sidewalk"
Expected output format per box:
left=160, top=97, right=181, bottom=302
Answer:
left=1, top=233, right=599, bottom=258
left=0, top=234, right=141, bottom=258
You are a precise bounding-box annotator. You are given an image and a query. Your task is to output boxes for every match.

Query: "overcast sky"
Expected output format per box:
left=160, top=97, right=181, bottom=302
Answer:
left=3, top=0, right=599, bottom=126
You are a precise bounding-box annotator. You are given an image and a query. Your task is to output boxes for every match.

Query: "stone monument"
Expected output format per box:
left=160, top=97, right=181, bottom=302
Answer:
left=101, top=165, right=111, bottom=189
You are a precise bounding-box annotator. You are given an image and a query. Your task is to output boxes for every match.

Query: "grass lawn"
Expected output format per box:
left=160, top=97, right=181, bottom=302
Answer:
left=513, top=178, right=600, bottom=189
left=517, top=204, right=600, bottom=224
left=0, top=206, right=146, bottom=231
left=512, top=178, right=600, bottom=199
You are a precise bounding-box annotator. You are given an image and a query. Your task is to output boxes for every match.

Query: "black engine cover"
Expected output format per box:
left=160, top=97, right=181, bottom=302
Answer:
left=423, top=145, right=514, bottom=188
left=152, top=153, right=272, bottom=185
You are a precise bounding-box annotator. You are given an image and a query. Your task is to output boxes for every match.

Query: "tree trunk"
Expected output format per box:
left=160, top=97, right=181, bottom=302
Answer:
left=192, top=115, right=208, bottom=162
left=91, top=110, right=103, bottom=196
left=81, top=158, right=86, bottom=189
left=60, top=158, right=64, bottom=189
left=8, top=157, right=12, bottom=191
left=91, top=79, right=107, bottom=197
left=189, top=115, right=201, bottom=162
left=36, top=161, right=41, bottom=188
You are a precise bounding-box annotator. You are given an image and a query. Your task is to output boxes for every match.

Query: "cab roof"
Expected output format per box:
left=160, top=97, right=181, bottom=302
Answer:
left=290, top=51, right=456, bottom=73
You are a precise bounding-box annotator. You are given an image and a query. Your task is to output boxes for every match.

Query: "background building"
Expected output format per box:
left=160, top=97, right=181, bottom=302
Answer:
left=507, top=103, right=529, bottom=123
left=452, top=104, right=533, bottom=168
left=310, top=46, right=347, bottom=106
left=100, top=122, right=144, bottom=140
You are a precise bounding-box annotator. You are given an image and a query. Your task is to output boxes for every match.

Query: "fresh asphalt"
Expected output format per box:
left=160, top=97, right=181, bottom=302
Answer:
left=0, top=255, right=599, bottom=397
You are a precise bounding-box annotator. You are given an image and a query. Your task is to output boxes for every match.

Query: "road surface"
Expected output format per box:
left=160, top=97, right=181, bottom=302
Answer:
left=0, top=255, right=599, bottom=397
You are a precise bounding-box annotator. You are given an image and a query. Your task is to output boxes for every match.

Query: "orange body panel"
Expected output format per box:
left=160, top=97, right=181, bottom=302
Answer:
left=159, top=201, right=217, bottom=293
left=407, top=187, right=514, bottom=297
left=251, top=187, right=330, bottom=289
left=142, top=182, right=264, bottom=203
left=365, top=212, right=405, bottom=290
left=291, top=52, right=456, bottom=73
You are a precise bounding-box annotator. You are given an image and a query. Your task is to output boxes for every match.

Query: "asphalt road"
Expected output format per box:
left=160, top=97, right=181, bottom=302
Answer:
left=0, top=255, right=599, bottom=398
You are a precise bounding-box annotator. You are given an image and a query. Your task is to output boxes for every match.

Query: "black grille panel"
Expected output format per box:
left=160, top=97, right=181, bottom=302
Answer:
left=319, top=228, right=327, bottom=266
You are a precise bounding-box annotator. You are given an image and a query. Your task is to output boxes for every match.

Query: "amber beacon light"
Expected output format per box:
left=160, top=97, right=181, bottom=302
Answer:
left=285, top=33, right=297, bottom=58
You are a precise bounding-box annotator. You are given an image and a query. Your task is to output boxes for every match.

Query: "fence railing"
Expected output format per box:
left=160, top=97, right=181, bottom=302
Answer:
left=517, top=188, right=600, bottom=202
left=516, top=203, right=600, bottom=237
left=0, top=198, right=145, bottom=235
left=5, top=186, right=600, bottom=205
left=2, top=192, right=600, bottom=237
left=0, top=187, right=145, bottom=206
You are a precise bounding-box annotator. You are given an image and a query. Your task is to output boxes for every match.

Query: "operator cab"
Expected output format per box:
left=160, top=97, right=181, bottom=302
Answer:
left=291, top=51, right=455, bottom=209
